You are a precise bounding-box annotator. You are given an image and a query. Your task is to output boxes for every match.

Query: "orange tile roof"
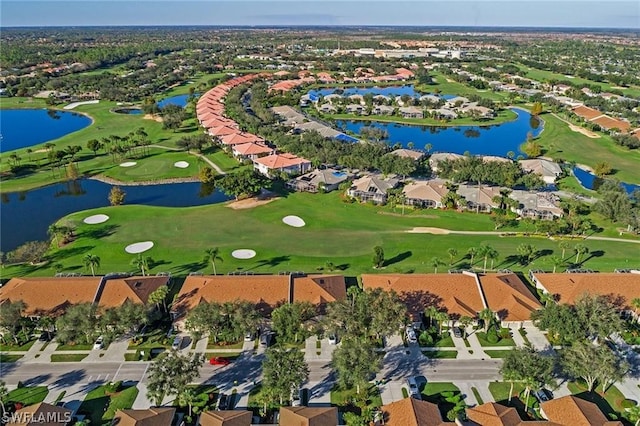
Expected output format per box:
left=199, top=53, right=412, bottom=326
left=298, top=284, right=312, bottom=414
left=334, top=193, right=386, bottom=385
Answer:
left=361, top=273, right=484, bottom=320
left=0, top=277, right=101, bottom=317
left=199, top=410, right=252, bottom=426
left=532, top=272, right=640, bottom=310
left=112, top=407, right=176, bottom=426
left=253, top=153, right=310, bottom=169
left=232, top=142, right=274, bottom=156
left=98, top=276, right=169, bottom=309
left=466, top=403, right=527, bottom=426
left=540, top=396, right=623, bottom=426
left=278, top=406, right=337, bottom=426
left=479, top=274, right=541, bottom=322
left=202, top=117, right=236, bottom=129
left=381, top=398, right=453, bottom=426
left=172, top=274, right=345, bottom=318
left=219, top=132, right=264, bottom=146
left=208, top=125, right=240, bottom=136
left=10, top=402, right=73, bottom=426
left=591, top=115, right=631, bottom=131
left=572, top=105, right=603, bottom=121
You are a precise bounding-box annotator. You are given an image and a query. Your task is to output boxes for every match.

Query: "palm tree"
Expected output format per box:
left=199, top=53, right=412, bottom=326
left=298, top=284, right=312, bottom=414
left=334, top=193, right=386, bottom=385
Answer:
left=204, top=248, right=223, bottom=275
left=48, top=224, right=62, bottom=246
left=435, top=311, right=450, bottom=336
left=467, top=247, right=478, bottom=266
left=83, top=253, right=100, bottom=276
left=424, top=306, right=439, bottom=328
left=447, top=248, right=458, bottom=266
left=178, top=388, right=197, bottom=418
left=632, top=298, right=640, bottom=321
left=574, top=243, right=589, bottom=264
left=430, top=257, right=444, bottom=273
left=487, top=247, right=499, bottom=271
left=459, top=316, right=473, bottom=339
left=558, top=240, right=570, bottom=259
left=478, top=244, right=496, bottom=273
left=131, top=254, right=152, bottom=276
left=550, top=256, right=564, bottom=273
left=479, top=308, right=495, bottom=333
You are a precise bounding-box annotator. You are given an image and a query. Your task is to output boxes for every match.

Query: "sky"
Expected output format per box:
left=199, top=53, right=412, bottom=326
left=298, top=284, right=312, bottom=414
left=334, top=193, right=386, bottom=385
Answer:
left=1, top=0, right=639, bottom=29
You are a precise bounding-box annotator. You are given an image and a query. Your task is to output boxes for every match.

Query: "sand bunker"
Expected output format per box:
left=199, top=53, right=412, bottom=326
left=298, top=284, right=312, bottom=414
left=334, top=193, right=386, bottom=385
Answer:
left=125, top=241, right=154, bottom=254
left=83, top=214, right=110, bottom=224
left=406, top=227, right=451, bottom=234
left=120, top=162, right=137, bottom=167
left=282, top=215, right=305, bottom=227
left=232, top=249, right=256, bottom=259
left=174, top=161, right=190, bottom=168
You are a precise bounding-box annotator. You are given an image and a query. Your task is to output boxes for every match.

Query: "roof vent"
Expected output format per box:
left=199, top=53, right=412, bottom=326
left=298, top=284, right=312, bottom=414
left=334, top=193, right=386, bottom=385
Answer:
left=134, top=281, right=142, bottom=288
left=319, top=279, right=325, bottom=284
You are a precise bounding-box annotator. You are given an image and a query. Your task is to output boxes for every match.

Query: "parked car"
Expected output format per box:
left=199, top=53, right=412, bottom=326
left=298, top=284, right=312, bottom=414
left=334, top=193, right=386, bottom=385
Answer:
left=171, top=336, right=182, bottom=350
left=244, top=331, right=255, bottom=341
left=453, top=327, right=463, bottom=338
left=405, top=326, right=417, bottom=344
left=217, top=393, right=228, bottom=410
left=209, top=357, right=231, bottom=366
left=38, top=332, right=52, bottom=342
left=260, top=332, right=272, bottom=347
left=534, top=389, right=552, bottom=402
left=328, top=334, right=338, bottom=345
left=406, top=377, right=421, bottom=399
left=93, top=336, right=104, bottom=350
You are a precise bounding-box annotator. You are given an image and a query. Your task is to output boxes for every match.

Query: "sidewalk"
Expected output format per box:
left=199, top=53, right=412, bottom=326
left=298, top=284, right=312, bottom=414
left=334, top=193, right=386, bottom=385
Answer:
left=522, top=324, right=550, bottom=352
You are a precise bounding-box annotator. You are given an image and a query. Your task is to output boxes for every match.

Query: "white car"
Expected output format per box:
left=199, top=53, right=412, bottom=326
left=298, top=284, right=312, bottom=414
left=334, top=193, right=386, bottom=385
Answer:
left=405, top=326, right=417, bottom=344
left=328, top=334, right=338, bottom=345
left=406, top=377, right=421, bottom=399
left=93, top=336, right=104, bottom=350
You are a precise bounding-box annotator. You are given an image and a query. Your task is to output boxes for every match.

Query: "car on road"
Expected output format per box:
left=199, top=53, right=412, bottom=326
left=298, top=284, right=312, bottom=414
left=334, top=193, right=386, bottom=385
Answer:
left=217, top=393, right=228, bottom=410
left=93, top=336, right=104, bottom=350
left=328, top=334, right=338, bottom=345
left=406, top=377, right=421, bottom=400
left=405, top=326, right=417, bottom=344
left=209, top=357, right=231, bottom=366
left=171, top=336, right=182, bottom=350
left=453, top=327, right=463, bottom=338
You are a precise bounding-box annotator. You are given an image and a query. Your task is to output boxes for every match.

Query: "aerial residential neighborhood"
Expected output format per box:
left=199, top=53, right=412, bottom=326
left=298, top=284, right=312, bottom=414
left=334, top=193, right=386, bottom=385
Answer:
left=1, top=3, right=640, bottom=426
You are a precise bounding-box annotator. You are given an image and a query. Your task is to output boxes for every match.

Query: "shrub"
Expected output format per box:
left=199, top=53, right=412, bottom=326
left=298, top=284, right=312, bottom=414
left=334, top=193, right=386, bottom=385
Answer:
left=621, top=399, right=636, bottom=409
left=419, top=331, right=433, bottom=346
left=486, top=330, right=500, bottom=344
left=105, top=381, right=122, bottom=394
left=499, top=328, right=512, bottom=340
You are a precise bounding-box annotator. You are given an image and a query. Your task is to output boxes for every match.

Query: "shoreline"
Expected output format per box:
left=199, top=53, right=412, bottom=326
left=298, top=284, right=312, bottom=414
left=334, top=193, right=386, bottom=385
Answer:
left=88, top=174, right=200, bottom=186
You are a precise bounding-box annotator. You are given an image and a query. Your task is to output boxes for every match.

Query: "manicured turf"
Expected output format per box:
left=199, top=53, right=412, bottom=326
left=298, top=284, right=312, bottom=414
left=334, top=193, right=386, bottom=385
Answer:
left=416, top=72, right=509, bottom=101
left=6, top=386, right=49, bottom=406
left=207, top=341, right=244, bottom=350
left=484, top=350, right=513, bottom=358
left=471, top=387, right=484, bottom=404
left=50, top=353, right=89, bottom=362
left=0, top=354, right=24, bottom=362
left=56, top=343, right=93, bottom=351
left=474, top=331, right=516, bottom=347
left=4, top=190, right=639, bottom=278
left=330, top=384, right=382, bottom=408
left=78, top=384, right=138, bottom=425
left=99, top=148, right=199, bottom=182
left=535, top=112, right=640, bottom=184
left=422, top=350, right=458, bottom=359
left=0, top=340, right=36, bottom=352
left=489, top=381, right=526, bottom=403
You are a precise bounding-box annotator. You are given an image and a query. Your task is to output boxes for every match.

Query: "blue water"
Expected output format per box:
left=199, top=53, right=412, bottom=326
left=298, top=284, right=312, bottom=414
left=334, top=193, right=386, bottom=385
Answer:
left=337, top=108, right=543, bottom=157
left=0, top=179, right=231, bottom=252
left=308, top=85, right=455, bottom=100
left=572, top=167, right=640, bottom=194
left=114, top=108, right=143, bottom=115
left=332, top=171, right=347, bottom=178
left=157, top=94, right=198, bottom=109
left=0, top=109, right=92, bottom=152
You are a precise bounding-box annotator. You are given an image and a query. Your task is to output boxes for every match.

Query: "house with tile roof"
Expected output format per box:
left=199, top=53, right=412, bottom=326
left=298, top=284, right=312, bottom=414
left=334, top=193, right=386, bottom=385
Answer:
left=399, top=106, right=424, bottom=119
left=466, top=402, right=546, bottom=425
left=518, top=159, right=562, bottom=185
left=539, top=395, right=623, bottom=426
left=429, top=153, right=464, bottom=173
left=402, top=179, right=449, bottom=208
left=509, top=191, right=563, bottom=220
left=198, top=410, right=252, bottom=426
left=111, top=407, right=176, bottom=426
left=377, top=397, right=454, bottom=426
left=231, top=142, right=274, bottom=160
left=390, top=149, right=424, bottom=161
left=361, top=272, right=540, bottom=324
left=219, top=132, right=264, bottom=147
left=286, top=168, right=354, bottom=193
left=8, top=402, right=73, bottom=426
left=171, top=274, right=346, bottom=324
left=278, top=406, right=338, bottom=426
left=253, top=153, right=311, bottom=177
left=347, top=174, right=400, bottom=204
left=0, top=275, right=169, bottom=319
left=457, top=185, right=503, bottom=213
left=529, top=271, right=640, bottom=315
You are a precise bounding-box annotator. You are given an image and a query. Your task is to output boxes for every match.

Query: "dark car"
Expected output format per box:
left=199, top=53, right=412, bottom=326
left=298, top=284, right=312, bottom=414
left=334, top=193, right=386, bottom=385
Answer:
left=209, top=356, right=231, bottom=366
left=453, top=327, right=463, bottom=338
left=217, top=393, right=228, bottom=410
left=38, top=332, right=52, bottom=342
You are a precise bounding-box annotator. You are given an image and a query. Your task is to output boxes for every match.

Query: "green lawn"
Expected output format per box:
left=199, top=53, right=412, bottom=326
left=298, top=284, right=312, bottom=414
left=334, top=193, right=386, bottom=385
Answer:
left=420, top=382, right=463, bottom=419
left=98, top=148, right=199, bottom=182
left=488, top=381, right=526, bottom=403
left=50, top=353, right=88, bottom=362
left=0, top=354, right=24, bottom=362
left=128, top=329, right=171, bottom=350
left=0, top=340, right=36, bottom=352
left=474, top=331, right=516, bottom=347
left=330, top=384, right=383, bottom=408
left=567, top=381, right=631, bottom=423
left=535, top=112, right=640, bottom=184
left=4, top=190, right=639, bottom=279
left=471, top=387, right=484, bottom=404
left=416, top=72, right=509, bottom=102
left=78, top=384, right=138, bottom=425
left=206, top=340, right=244, bottom=350
left=56, top=343, right=93, bottom=351
left=6, top=386, right=49, bottom=406
left=422, top=350, right=458, bottom=359
left=484, top=350, right=512, bottom=358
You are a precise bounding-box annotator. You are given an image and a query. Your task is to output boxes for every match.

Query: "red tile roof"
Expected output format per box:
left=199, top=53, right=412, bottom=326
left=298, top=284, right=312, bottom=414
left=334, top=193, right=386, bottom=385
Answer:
left=219, top=132, right=264, bottom=146
left=253, top=153, right=310, bottom=169
left=381, top=398, right=454, bottom=426
left=232, top=142, right=274, bottom=156
left=540, top=396, right=623, bottom=426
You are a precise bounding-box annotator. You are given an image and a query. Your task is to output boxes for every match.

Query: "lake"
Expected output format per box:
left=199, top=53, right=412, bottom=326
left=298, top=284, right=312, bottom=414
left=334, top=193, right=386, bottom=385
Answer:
left=337, top=108, right=543, bottom=157
left=308, top=84, right=455, bottom=99
left=572, top=167, right=640, bottom=194
left=0, top=109, right=92, bottom=153
left=0, top=179, right=230, bottom=253
left=157, top=94, right=198, bottom=109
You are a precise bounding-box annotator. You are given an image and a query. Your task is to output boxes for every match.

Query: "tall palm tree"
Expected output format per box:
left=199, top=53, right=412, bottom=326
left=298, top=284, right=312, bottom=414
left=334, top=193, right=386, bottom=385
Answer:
left=558, top=240, right=570, bottom=259
left=467, top=247, right=478, bottom=267
left=436, top=311, right=450, bottom=336
left=574, top=244, right=589, bottom=264
left=447, top=248, right=458, bottom=266
left=48, top=224, right=62, bottom=246
left=487, top=247, right=499, bottom=271
left=430, top=257, right=444, bottom=273
left=178, top=388, right=196, bottom=418
left=83, top=253, right=100, bottom=276
left=131, top=254, right=152, bottom=276
left=424, top=306, right=439, bottom=328
left=459, top=316, right=473, bottom=339
left=550, top=256, right=564, bottom=273
left=479, top=308, right=495, bottom=333
left=204, top=248, right=223, bottom=275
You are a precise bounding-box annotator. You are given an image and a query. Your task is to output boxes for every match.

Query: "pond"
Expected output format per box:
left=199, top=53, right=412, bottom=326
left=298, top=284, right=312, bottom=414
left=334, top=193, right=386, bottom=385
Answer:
left=113, top=107, right=143, bottom=115
left=308, top=84, right=455, bottom=99
left=0, top=179, right=231, bottom=253
left=0, top=109, right=92, bottom=153
left=572, top=167, right=640, bottom=195
left=337, top=108, right=543, bottom=157
left=157, top=94, right=198, bottom=109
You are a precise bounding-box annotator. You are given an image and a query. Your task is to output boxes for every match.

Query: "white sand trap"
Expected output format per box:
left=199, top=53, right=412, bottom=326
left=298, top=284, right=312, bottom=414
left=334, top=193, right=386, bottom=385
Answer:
left=174, top=161, right=190, bottom=168
left=282, top=215, right=306, bottom=227
left=125, top=241, right=154, bottom=254
left=83, top=214, right=109, bottom=224
left=232, top=249, right=256, bottom=259
left=120, top=161, right=137, bottom=167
